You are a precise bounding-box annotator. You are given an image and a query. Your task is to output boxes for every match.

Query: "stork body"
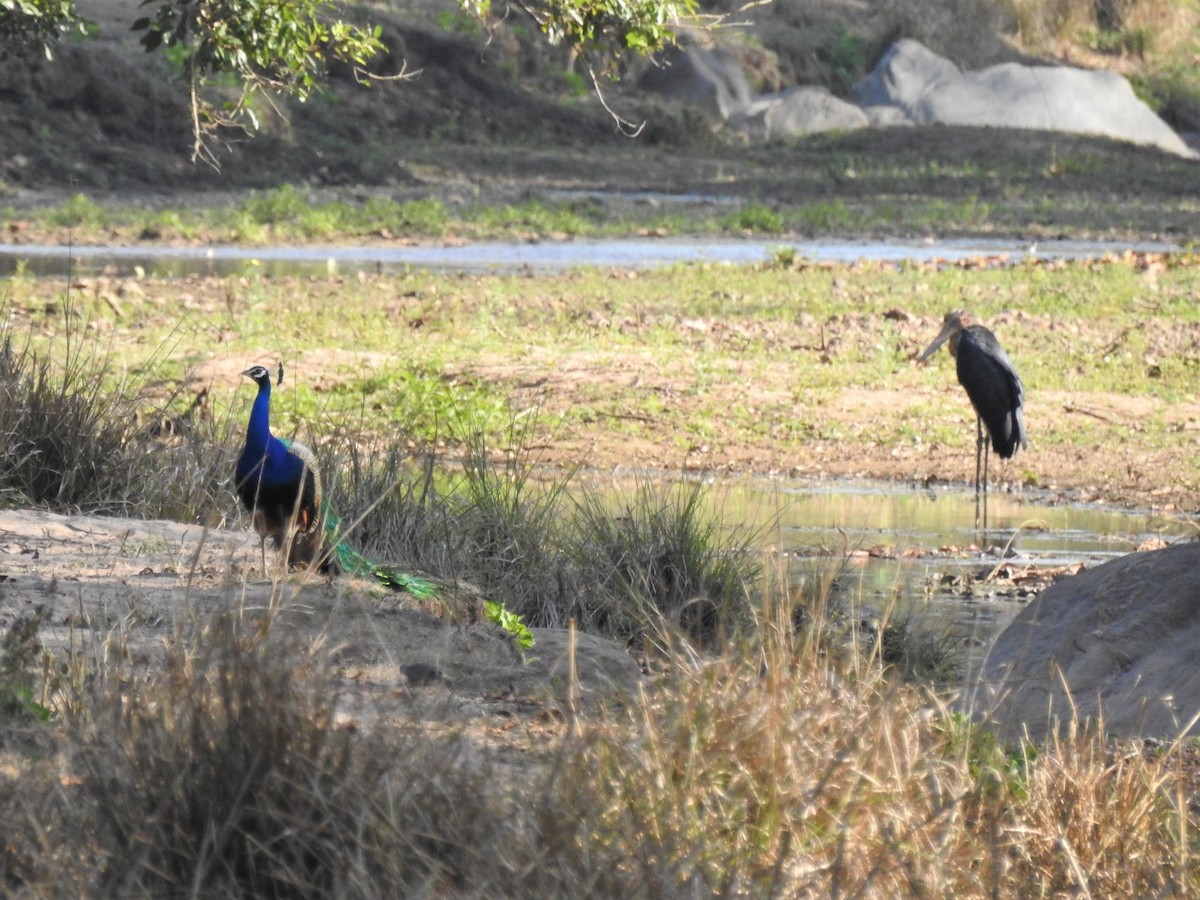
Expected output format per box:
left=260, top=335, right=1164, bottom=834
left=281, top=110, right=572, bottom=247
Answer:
left=918, top=311, right=1026, bottom=530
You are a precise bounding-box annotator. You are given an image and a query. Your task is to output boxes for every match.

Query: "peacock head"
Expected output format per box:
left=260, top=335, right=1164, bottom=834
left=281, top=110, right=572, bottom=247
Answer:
left=241, top=365, right=273, bottom=387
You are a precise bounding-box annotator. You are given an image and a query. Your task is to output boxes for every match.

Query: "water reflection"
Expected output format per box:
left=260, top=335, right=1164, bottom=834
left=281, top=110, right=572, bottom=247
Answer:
left=699, top=477, right=1191, bottom=675
left=0, top=236, right=1182, bottom=278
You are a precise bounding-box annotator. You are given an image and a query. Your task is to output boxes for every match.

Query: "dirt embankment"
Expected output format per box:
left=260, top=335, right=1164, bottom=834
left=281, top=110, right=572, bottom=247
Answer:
left=0, top=506, right=641, bottom=737
left=2, top=0, right=1194, bottom=226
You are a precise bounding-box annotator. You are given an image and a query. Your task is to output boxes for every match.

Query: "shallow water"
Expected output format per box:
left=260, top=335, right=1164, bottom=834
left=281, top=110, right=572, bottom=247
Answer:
left=0, top=235, right=1181, bottom=278
left=702, top=476, right=1191, bottom=676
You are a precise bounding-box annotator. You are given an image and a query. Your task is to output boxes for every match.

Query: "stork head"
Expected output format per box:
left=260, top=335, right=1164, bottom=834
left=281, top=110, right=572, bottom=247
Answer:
left=917, top=310, right=974, bottom=362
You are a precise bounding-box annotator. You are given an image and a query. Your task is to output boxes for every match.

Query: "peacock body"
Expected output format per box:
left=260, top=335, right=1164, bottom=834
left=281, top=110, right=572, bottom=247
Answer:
left=234, top=365, right=323, bottom=568
left=235, top=364, right=436, bottom=599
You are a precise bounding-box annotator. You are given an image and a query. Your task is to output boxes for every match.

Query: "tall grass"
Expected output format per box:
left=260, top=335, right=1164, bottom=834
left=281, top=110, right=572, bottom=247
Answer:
left=567, top=476, right=765, bottom=645
left=0, top=311, right=767, bottom=644
left=77, top=611, right=403, bottom=897
left=0, top=586, right=1195, bottom=896
left=313, top=418, right=766, bottom=640
left=0, top=329, right=132, bottom=508
left=0, top=319, right=235, bottom=520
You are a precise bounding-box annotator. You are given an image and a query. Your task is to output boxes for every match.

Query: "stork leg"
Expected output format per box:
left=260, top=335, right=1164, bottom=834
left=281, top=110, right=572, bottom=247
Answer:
left=982, top=436, right=990, bottom=532
left=973, top=415, right=984, bottom=531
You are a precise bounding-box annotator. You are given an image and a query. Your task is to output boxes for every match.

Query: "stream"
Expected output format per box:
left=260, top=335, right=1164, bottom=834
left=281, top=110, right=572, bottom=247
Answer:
left=0, top=235, right=1181, bottom=278
left=705, top=476, right=1190, bottom=677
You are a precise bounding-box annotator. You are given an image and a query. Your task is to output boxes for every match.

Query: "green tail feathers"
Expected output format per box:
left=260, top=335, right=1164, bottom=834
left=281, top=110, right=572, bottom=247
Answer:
left=320, top=501, right=438, bottom=600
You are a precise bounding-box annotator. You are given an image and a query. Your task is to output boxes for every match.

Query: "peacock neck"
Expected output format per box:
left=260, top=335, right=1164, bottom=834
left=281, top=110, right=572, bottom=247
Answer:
left=244, top=380, right=273, bottom=457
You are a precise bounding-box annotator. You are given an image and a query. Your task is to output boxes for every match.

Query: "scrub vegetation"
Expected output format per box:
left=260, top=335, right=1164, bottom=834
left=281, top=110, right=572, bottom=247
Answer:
left=3, top=0, right=1200, bottom=891
left=2, top=244, right=1200, bottom=894
left=0, top=555, right=1196, bottom=896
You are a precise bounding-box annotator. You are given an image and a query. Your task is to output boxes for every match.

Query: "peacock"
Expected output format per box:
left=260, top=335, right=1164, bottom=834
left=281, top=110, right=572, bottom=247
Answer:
left=234, top=364, right=437, bottom=599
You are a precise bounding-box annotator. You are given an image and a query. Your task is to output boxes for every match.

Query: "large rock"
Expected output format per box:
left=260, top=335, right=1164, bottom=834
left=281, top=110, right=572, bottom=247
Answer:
left=729, top=86, right=869, bottom=140
left=970, top=541, right=1200, bottom=741
left=637, top=35, right=752, bottom=120
left=852, top=39, right=962, bottom=111
left=853, top=38, right=1195, bottom=157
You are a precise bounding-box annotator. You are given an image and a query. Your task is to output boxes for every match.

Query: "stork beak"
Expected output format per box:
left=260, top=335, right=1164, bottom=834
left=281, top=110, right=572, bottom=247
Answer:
left=917, top=319, right=957, bottom=362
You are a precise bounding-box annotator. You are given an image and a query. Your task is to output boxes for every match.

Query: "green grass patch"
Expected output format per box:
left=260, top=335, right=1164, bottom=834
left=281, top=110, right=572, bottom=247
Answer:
left=8, top=126, right=1200, bottom=247
left=7, top=252, right=1200, bottom=488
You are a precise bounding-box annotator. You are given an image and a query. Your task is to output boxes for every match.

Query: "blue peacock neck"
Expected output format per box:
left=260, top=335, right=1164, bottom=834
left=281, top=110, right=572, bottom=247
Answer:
left=243, top=379, right=274, bottom=460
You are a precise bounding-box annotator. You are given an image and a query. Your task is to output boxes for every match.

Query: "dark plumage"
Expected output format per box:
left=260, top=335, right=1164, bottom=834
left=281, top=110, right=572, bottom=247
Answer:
left=919, top=310, right=1027, bottom=529
left=234, top=364, right=437, bottom=598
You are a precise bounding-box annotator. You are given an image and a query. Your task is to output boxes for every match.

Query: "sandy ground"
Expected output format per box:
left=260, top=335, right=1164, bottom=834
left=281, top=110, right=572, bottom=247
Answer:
left=0, top=507, right=642, bottom=731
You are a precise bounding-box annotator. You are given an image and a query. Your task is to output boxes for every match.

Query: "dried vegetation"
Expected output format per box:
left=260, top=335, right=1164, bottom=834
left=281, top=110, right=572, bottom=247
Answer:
left=0, top=317, right=1199, bottom=896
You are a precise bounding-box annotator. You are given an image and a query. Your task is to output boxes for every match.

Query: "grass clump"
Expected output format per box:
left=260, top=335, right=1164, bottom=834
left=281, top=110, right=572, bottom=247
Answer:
left=230, top=188, right=453, bottom=241
left=0, top=329, right=138, bottom=509
left=568, top=476, right=764, bottom=644
left=77, top=611, right=403, bottom=897
left=723, top=202, right=785, bottom=233
left=0, top=320, right=234, bottom=520
left=44, top=193, right=107, bottom=230
left=315, top=420, right=765, bottom=643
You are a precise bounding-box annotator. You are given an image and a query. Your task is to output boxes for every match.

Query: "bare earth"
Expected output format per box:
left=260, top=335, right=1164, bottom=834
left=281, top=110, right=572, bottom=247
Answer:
left=0, top=507, right=640, bottom=738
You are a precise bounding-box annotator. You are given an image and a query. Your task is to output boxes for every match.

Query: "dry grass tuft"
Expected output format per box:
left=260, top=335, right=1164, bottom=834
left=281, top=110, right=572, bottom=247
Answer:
left=0, top=585, right=1197, bottom=896
left=73, top=611, right=404, bottom=897
left=1006, top=719, right=1187, bottom=896
left=0, top=317, right=235, bottom=521
left=539, top=617, right=1199, bottom=896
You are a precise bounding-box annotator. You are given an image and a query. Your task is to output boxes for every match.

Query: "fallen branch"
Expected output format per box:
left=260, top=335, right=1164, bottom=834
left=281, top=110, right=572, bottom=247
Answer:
left=1063, top=403, right=1114, bottom=423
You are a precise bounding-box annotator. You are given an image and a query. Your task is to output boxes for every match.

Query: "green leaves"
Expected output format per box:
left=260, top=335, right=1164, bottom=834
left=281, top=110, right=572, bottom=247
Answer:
left=0, top=0, right=82, bottom=58
left=134, top=0, right=385, bottom=95
left=464, top=0, right=696, bottom=70
left=484, top=600, right=536, bottom=655
left=130, top=0, right=386, bottom=164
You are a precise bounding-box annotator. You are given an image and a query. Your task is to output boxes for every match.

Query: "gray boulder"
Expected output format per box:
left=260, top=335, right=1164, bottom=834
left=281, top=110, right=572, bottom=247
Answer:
left=969, top=541, right=1200, bottom=741
left=638, top=36, right=752, bottom=120
left=852, top=39, right=962, bottom=112
left=729, top=86, right=869, bottom=140
left=853, top=38, right=1195, bottom=157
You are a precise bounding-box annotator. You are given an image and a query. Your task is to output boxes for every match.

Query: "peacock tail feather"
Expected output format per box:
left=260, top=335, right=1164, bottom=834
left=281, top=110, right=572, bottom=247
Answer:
left=319, top=499, right=438, bottom=600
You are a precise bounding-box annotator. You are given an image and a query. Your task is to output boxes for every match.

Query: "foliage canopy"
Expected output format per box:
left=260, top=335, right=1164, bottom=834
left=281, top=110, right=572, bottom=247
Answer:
left=129, top=0, right=387, bottom=165
left=0, top=0, right=82, bottom=57
left=2, top=0, right=696, bottom=163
